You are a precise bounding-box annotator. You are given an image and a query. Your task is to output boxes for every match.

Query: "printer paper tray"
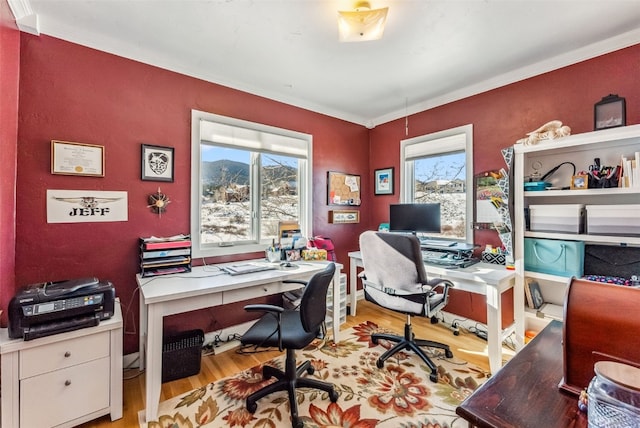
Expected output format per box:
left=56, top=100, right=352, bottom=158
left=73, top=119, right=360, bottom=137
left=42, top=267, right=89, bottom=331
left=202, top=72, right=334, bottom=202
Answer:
left=24, top=314, right=100, bottom=341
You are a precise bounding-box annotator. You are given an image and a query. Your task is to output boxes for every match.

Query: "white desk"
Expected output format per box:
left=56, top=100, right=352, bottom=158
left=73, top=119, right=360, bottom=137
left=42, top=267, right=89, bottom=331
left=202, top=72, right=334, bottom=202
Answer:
left=347, top=251, right=519, bottom=374
left=136, top=260, right=341, bottom=423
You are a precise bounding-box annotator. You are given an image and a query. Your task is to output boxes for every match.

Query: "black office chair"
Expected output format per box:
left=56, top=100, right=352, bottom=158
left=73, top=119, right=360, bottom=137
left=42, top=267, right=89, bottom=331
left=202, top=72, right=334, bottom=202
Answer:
left=359, top=231, right=454, bottom=382
left=240, top=262, right=339, bottom=428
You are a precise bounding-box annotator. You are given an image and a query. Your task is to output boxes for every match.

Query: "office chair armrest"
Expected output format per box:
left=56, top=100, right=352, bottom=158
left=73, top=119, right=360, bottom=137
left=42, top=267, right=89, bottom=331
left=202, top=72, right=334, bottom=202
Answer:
left=282, top=279, right=308, bottom=286
left=425, top=278, right=454, bottom=290
left=244, top=304, right=284, bottom=314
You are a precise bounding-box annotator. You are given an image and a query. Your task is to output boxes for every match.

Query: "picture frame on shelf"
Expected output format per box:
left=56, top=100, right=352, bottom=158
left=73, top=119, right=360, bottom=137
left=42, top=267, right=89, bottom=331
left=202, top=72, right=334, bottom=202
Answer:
left=525, top=278, right=544, bottom=310
left=141, top=144, right=174, bottom=182
left=374, top=167, right=394, bottom=195
left=51, top=140, right=104, bottom=177
left=594, top=94, right=626, bottom=131
left=570, top=174, right=588, bottom=190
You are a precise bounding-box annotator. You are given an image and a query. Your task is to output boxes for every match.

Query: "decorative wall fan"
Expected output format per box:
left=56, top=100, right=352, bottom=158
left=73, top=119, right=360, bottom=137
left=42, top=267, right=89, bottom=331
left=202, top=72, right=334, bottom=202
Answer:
left=148, top=187, right=170, bottom=216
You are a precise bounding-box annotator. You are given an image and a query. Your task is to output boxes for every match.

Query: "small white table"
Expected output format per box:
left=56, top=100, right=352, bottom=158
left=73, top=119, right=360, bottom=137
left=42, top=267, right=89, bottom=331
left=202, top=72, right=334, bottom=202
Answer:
left=347, top=251, right=519, bottom=374
left=137, top=260, right=342, bottom=423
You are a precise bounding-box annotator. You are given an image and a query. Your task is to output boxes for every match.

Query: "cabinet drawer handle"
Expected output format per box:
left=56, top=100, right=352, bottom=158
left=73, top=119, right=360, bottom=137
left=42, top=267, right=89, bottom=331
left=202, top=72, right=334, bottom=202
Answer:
left=64, top=351, right=71, bottom=358
left=64, top=380, right=71, bottom=386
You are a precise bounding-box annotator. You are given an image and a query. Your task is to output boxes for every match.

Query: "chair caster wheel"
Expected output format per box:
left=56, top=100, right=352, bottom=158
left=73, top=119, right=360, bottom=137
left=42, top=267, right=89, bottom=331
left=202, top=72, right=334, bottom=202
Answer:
left=247, top=401, right=257, bottom=413
left=453, top=330, right=460, bottom=336
left=307, top=366, right=315, bottom=375
left=430, top=373, right=438, bottom=383
left=371, top=336, right=379, bottom=345
left=293, top=420, right=304, bottom=428
left=445, top=349, right=454, bottom=358
left=430, top=316, right=439, bottom=324
left=329, top=389, right=339, bottom=402
left=376, top=359, right=384, bottom=369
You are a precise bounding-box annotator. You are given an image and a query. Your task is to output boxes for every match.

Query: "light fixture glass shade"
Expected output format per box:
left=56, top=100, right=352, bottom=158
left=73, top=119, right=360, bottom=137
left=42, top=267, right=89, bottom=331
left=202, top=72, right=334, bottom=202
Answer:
left=338, top=5, right=388, bottom=42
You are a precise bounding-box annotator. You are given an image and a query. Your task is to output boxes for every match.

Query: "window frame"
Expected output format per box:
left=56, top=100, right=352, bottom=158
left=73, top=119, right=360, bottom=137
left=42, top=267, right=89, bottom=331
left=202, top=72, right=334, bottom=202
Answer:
left=191, top=110, right=312, bottom=258
left=399, top=124, right=474, bottom=244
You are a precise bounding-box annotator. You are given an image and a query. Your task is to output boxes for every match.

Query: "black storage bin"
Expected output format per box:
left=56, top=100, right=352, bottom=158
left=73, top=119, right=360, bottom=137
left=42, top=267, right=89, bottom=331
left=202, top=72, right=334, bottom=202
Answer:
left=162, top=329, right=204, bottom=383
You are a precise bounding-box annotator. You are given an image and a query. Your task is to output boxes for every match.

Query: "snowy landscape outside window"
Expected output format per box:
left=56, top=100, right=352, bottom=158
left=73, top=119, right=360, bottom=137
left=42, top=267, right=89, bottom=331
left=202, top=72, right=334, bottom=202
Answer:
left=400, top=124, right=473, bottom=243
left=191, top=111, right=312, bottom=257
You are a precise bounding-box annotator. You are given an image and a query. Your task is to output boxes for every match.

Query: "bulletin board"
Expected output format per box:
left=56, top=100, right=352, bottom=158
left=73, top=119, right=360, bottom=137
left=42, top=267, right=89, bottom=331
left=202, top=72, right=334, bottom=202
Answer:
left=327, top=171, right=361, bottom=206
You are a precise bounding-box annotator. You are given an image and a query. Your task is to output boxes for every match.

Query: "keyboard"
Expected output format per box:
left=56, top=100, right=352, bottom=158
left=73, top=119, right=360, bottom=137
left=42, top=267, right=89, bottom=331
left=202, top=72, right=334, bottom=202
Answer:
left=422, top=251, right=480, bottom=268
left=420, top=239, right=456, bottom=247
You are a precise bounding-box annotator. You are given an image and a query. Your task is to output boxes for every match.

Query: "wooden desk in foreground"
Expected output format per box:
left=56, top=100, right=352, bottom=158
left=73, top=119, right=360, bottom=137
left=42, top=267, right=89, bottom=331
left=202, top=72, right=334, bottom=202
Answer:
left=456, top=320, right=587, bottom=428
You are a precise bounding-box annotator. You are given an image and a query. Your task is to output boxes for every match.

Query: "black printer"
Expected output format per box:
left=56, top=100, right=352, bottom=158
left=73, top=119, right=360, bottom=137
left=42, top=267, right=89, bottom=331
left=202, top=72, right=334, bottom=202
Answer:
left=8, top=277, right=115, bottom=340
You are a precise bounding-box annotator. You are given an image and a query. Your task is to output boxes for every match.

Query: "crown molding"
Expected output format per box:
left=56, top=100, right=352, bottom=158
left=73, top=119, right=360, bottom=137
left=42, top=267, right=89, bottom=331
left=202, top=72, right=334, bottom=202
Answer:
left=7, top=0, right=39, bottom=35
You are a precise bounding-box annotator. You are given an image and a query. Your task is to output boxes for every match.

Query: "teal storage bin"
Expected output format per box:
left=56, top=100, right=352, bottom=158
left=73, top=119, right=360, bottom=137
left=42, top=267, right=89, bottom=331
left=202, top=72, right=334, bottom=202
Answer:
left=524, top=238, right=585, bottom=277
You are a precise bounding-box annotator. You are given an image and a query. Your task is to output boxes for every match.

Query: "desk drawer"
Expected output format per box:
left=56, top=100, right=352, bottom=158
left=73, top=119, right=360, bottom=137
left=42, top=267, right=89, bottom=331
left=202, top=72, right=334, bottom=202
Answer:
left=20, top=356, right=110, bottom=427
left=20, top=331, right=110, bottom=378
left=223, top=281, right=290, bottom=304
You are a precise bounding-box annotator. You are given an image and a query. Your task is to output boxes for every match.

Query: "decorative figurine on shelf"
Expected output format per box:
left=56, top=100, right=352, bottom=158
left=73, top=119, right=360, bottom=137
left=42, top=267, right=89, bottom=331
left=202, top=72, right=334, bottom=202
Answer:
left=148, top=187, right=170, bottom=216
left=516, top=120, right=571, bottom=145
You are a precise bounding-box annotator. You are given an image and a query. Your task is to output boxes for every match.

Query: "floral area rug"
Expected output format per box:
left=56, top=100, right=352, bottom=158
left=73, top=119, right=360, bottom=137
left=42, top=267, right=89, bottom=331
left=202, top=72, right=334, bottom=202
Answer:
left=141, top=321, right=489, bottom=428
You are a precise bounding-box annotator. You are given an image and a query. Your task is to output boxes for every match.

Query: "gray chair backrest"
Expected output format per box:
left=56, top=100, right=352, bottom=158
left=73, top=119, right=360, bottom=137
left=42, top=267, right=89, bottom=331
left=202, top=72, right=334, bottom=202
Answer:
left=359, top=231, right=428, bottom=292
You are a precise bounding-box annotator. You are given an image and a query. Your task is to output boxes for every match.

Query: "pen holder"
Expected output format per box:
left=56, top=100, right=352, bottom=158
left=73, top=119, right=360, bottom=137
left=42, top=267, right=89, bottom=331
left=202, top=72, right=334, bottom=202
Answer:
left=266, top=249, right=282, bottom=263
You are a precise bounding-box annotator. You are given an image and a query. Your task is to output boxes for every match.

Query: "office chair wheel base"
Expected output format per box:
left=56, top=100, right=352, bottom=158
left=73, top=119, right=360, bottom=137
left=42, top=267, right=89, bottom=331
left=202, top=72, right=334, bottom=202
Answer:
left=429, top=373, right=438, bottom=383
left=445, top=349, right=453, bottom=358
left=247, top=401, right=257, bottom=413
left=371, top=336, right=379, bottom=345
left=376, top=359, right=384, bottom=369
left=329, top=389, right=339, bottom=402
left=293, top=420, right=304, bottom=428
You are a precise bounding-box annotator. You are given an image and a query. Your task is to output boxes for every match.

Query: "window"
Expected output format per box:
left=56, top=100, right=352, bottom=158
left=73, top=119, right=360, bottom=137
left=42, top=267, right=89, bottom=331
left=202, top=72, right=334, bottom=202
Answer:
left=399, top=124, right=473, bottom=243
left=191, top=110, right=312, bottom=257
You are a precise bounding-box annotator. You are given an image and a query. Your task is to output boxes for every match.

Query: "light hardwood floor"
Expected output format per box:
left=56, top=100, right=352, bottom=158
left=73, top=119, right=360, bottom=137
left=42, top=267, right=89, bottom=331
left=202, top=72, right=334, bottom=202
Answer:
left=80, top=300, right=514, bottom=427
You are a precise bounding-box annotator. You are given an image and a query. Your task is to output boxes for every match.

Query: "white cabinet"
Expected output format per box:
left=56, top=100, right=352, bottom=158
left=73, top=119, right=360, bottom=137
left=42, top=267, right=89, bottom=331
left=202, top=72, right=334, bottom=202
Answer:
left=514, top=125, right=640, bottom=336
left=0, top=302, right=123, bottom=428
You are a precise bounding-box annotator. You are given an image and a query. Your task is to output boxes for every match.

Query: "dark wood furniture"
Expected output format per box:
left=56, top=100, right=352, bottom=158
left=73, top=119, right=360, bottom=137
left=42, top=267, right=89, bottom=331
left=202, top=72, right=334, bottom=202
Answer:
left=562, top=278, right=640, bottom=395
left=456, top=320, right=588, bottom=428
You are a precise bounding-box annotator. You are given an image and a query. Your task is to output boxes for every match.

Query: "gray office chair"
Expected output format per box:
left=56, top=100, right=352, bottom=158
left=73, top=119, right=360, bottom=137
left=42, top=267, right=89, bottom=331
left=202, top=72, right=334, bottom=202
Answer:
left=359, top=231, right=454, bottom=382
left=240, top=263, right=339, bottom=428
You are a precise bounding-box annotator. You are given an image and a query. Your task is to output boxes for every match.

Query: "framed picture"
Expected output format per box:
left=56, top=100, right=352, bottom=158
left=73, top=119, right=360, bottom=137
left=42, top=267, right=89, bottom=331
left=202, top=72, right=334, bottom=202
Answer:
left=570, top=174, right=588, bottom=190
left=327, top=171, right=361, bottom=205
left=141, top=144, right=174, bottom=182
left=329, top=210, right=360, bottom=224
left=594, top=94, right=626, bottom=130
left=51, top=140, right=104, bottom=177
left=374, top=167, right=394, bottom=195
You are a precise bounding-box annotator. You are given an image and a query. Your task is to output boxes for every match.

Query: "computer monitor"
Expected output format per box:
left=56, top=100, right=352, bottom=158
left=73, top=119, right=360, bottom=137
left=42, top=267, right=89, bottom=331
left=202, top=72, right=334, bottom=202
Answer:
left=389, top=203, right=441, bottom=234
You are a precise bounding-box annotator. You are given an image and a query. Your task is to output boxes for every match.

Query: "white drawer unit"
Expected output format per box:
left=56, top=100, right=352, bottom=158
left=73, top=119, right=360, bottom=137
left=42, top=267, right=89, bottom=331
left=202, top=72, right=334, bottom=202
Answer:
left=0, top=302, right=123, bottom=428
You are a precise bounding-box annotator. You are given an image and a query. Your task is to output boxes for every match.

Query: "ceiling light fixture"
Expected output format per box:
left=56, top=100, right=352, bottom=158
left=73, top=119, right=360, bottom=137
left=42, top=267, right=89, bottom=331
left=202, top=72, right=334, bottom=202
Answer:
left=338, top=1, right=389, bottom=43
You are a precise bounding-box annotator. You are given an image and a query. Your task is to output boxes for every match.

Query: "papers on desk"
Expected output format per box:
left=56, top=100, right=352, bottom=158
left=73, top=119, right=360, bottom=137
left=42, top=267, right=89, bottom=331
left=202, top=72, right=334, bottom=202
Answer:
left=221, top=263, right=276, bottom=276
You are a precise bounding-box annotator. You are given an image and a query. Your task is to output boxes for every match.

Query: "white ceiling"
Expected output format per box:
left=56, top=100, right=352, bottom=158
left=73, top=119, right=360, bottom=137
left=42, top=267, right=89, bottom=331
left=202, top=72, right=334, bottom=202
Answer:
left=9, top=0, right=640, bottom=127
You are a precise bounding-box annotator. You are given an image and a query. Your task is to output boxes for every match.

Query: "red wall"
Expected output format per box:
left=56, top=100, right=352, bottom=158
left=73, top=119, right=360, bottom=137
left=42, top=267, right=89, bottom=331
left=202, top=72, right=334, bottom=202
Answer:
left=0, top=0, right=19, bottom=326
left=15, top=34, right=369, bottom=352
left=368, top=44, right=640, bottom=322
left=11, top=30, right=640, bottom=350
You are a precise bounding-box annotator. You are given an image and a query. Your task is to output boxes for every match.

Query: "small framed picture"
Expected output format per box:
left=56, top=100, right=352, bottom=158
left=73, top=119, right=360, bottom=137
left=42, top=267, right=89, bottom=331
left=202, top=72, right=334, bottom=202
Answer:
left=329, top=210, right=360, bottom=224
left=594, top=94, right=626, bottom=130
left=570, top=174, right=588, bottom=190
left=141, top=144, right=174, bottom=182
left=374, top=167, right=394, bottom=195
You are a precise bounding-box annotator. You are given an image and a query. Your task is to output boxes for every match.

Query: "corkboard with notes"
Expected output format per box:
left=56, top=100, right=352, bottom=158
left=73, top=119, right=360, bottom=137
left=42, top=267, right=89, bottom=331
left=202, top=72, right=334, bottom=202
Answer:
left=327, top=171, right=361, bottom=206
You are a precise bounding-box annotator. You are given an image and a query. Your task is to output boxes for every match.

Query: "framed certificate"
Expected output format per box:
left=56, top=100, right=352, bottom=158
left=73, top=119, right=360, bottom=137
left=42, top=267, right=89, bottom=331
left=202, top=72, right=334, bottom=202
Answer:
left=51, top=140, right=104, bottom=177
